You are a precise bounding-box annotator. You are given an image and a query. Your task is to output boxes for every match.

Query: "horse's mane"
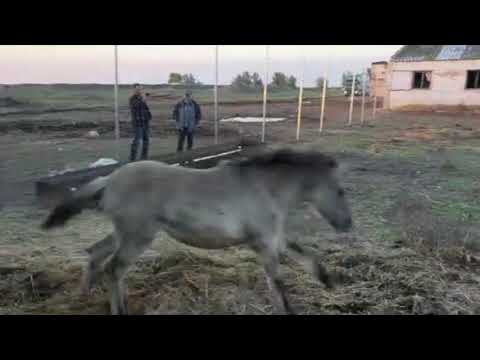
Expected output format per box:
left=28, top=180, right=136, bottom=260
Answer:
left=230, top=148, right=338, bottom=171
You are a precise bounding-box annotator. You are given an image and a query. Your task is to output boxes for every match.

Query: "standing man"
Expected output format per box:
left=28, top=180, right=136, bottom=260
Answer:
left=129, top=83, right=152, bottom=161
left=173, top=90, right=202, bottom=152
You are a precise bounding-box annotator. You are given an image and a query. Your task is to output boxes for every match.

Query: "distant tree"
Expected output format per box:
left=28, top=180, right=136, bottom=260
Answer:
left=182, top=73, right=198, bottom=85
left=231, top=71, right=253, bottom=90
left=316, top=77, right=329, bottom=88
left=230, top=71, right=265, bottom=90
left=287, top=75, right=297, bottom=89
left=252, top=72, right=264, bottom=89
left=270, top=72, right=289, bottom=89
left=231, top=74, right=242, bottom=89
left=242, top=71, right=253, bottom=88
left=168, top=73, right=183, bottom=84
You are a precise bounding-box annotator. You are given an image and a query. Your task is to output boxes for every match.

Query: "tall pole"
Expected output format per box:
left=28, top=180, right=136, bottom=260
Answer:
left=348, top=73, right=356, bottom=126
left=319, top=69, right=327, bottom=133
left=214, top=45, right=219, bottom=144
left=296, top=57, right=305, bottom=142
left=360, top=67, right=366, bottom=126
left=261, top=45, right=269, bottom=143
left=373, top=73, right=377, bottom=119
left=114, top=45, right=120, bottom=159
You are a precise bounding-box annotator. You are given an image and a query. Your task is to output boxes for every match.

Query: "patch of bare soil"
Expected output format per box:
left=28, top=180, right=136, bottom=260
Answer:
left=394, top=104, right=480, bottom=114
left=0, top=97, right=28, bottom=107
left=0, top=118, right=241, bottom=139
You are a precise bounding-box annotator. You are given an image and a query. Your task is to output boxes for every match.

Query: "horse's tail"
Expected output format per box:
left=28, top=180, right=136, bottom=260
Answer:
left=41, top=176, right=109, bottom=230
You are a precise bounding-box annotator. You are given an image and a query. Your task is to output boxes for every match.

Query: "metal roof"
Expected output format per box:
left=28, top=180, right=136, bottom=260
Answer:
left=391, top=45, right=480, bottom=62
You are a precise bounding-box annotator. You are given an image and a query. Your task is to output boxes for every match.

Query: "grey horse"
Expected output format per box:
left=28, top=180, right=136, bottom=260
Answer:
left=41, top=148, right=353, bottom=315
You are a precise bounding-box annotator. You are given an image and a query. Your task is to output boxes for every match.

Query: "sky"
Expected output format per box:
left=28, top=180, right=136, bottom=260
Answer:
left=0, top=45, right=402, bottom=87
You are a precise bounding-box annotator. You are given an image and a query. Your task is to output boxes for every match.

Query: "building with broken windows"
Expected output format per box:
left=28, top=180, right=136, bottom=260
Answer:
left=370, top=45, right=480, bottom=111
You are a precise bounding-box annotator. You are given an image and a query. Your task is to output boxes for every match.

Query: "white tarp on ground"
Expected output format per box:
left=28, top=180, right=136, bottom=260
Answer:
left=220, top=117, right=286, bottom=123
left=89, top=158, right=118, bottom=168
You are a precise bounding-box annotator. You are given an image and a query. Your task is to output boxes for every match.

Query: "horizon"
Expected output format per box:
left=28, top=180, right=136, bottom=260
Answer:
left=0, top=82, right=344, bottom=88
left=0, top=45, right=402, bottom=87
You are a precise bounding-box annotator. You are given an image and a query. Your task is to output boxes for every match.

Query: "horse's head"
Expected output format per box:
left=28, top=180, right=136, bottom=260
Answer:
left=302, top=157, right=353, bottom=233
left=233, top=148, right=353, bottom=233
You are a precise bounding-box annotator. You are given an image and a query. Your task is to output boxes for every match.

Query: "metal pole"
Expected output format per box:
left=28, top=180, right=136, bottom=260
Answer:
left=348, top=73, right=356, bottom=126
left=114, top=45, right=120, bottom=159
left=261, top=45, right=269, bottom=143
left=296, top=58, right=305, bottom=141
left=319, top=70, right=327, bottom=133
left=360, top=68, right=366, bottom=126
left=373, top=73, right=377, bottom=119
left=214, top=45, right=219, bottom=144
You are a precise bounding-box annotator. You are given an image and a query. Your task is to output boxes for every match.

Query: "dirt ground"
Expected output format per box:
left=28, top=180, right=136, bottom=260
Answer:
left=2, top=97, right=480, bottom=315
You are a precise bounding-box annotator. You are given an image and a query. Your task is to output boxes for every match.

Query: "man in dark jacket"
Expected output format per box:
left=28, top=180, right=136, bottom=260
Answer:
left=129, top=83, right=152, bottom=161
left=172, top=90, right=201, bottom=152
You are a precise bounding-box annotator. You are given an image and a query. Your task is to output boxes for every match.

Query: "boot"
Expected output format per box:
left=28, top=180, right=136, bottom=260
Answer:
left=141, top=146, right=149, bottom=160
left=130, top=144, right=137, bottom=162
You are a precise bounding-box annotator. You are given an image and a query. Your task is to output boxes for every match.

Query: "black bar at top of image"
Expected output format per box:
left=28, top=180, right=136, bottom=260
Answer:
left=2, top=4, right=479, bottom=45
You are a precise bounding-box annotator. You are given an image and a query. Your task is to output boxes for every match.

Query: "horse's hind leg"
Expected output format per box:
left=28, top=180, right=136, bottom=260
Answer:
left=83, top=234, right=117, bottom=294
left=285, top=242, right=334, bottom=289
left=103, top=229, right=154, bottom=315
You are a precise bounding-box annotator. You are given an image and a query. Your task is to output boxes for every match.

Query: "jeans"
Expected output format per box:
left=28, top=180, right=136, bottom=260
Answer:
left=130, top=124, right=150, bottom=161
left=177, top=128, right=194, bottom=152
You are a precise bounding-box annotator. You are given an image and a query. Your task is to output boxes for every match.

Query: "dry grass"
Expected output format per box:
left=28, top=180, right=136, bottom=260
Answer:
left=2, top=233, right=480, bottom=315
left=367, top=143, right=383, bottom=154
left=440, top=159, right=457, bottom=172
left=387, top=196, right=465, bottom=252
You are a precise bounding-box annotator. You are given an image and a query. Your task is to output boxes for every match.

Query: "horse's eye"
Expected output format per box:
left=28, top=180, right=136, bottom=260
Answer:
left=338, top=189, right=345, bottom=197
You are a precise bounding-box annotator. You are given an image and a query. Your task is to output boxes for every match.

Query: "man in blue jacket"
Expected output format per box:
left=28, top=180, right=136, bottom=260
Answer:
left=173, top=90, right=202, bottom=152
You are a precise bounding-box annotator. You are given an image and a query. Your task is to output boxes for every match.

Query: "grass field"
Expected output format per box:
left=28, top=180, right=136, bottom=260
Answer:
left=1, top=84, right=342, bottom=112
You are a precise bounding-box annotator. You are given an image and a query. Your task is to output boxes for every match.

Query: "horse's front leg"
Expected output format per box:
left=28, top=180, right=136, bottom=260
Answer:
left=263, top=253, right=294, bottom=315
left=255, top=241, right=295, bottom=315
left=285, top=242, right=335, bottom=289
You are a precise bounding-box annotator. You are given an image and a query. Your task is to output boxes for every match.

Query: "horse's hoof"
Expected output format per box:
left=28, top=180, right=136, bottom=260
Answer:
left=314, top=262, right=337, bottom=290
left=81, top=274, right=99, bottom=295
left=111, top=302, right=129, bottom=315
left=80, top=285, right=91, bottom=297
left=283, top=301, right=298, bottom=315
left=80, top=278, right=93, bottom=296
left=110, top=309, right=129, bottom=315
left=286, top=308, right=298, bottom=315
left=323, top=273, right=336, bottom=290
left=324, top=280, right=336, bottom=290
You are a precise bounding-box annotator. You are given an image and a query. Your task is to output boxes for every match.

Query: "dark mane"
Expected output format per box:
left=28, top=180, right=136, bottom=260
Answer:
left=231, top=148, right=338, bottom=171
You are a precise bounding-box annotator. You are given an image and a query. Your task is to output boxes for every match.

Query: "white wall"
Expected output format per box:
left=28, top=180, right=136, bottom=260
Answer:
left=387, top=60, right=480, bottom=109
